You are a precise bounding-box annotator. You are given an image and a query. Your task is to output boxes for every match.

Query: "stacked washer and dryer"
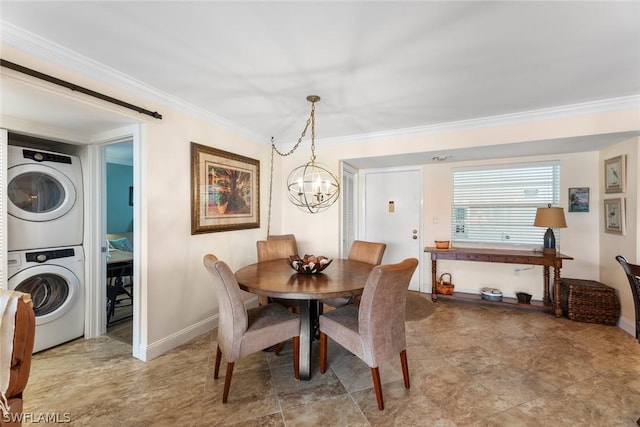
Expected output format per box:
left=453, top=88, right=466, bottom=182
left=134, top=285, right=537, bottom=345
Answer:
left=6, top=145, right=85, bottom=353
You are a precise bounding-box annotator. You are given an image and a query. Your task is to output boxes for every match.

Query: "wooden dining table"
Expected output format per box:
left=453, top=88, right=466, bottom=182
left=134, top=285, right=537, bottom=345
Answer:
left=234, top=258, right=375, bottom=380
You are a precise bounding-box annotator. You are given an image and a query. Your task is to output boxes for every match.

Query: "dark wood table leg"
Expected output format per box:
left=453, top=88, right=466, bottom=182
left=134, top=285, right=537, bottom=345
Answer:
left=553, top=266, right=562, bottom=317
left=298, top=300, right=314, bottom=380
left=431, top=259, right=438, bottom=301
left=543, top=266, right=551, bottom=305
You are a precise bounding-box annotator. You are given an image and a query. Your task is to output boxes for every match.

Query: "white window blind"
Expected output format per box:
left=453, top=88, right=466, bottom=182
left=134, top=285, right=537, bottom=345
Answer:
left=451, top=162, right=560, bottom=246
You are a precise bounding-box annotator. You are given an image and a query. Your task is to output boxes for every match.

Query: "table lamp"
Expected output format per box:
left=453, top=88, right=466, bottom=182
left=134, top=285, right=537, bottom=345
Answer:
left=534, top=204, right=567, bottom=255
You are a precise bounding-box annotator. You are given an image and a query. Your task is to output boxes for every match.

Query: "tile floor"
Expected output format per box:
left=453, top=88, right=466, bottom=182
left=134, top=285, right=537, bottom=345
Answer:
left=25, top=295, right=640, bottom=426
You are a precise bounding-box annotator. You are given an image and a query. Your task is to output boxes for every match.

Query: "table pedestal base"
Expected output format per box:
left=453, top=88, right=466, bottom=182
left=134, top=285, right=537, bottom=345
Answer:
left=298, top=300, right=319, bottom=380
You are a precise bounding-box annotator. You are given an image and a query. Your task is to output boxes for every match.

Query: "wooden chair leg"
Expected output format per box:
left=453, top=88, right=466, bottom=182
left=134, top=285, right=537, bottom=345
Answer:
left=293, top=336, right=300, bottom=380
left=319, top=332, right=327, bottom=374
left=222, top=362, right=235, bottom=403
left=400, top=349, right=410, bottom=389
left=274, top=342, right=281, bottom=355
left=370, top=367, right=384, bottom=410
left=214, top=345, right=222, bottom=379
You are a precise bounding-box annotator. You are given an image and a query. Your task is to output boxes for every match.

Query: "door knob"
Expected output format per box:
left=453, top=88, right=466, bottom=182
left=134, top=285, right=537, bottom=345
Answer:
left=412, top=235, right=417, bottom=240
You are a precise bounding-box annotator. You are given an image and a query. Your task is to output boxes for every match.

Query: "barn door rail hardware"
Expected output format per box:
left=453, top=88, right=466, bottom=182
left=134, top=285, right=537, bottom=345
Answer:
left=1, top=59, right=162, bottom=120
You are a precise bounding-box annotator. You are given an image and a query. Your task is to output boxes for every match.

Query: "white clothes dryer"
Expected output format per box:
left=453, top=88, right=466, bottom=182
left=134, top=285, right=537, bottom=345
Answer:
left=7, top=146, right=83, bottom=251
left=7, top=246, right=85, bottom=353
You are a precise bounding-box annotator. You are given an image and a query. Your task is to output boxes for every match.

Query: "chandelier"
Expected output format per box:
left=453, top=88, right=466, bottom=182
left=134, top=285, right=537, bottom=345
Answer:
left=270, top=95, right=340, bottom=215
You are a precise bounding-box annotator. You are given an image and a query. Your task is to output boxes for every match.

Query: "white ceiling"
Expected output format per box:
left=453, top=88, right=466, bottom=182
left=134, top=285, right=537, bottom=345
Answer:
left=1, top=1, right=639, bottom=166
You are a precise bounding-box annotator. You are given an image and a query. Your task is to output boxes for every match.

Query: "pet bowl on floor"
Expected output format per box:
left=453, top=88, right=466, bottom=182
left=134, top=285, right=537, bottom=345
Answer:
left=481, top=287, right=503, bottom=302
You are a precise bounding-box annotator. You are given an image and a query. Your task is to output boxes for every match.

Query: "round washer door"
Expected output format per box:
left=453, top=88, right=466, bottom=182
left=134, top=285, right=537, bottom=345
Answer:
left=7, top=164, right=77, bottom=222
left=9, top=265, right=80, bottom=326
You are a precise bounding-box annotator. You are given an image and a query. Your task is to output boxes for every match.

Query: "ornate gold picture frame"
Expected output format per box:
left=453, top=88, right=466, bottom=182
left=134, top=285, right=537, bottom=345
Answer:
left=191, top=142, right=260, bottom=234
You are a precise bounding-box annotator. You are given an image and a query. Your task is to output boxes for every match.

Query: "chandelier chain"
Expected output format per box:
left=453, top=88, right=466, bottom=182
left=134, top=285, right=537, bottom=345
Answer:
left=268, top=98, right=317, bottom=232
left=268, top=95, right=338, bottom=219
left=270, top=101, right=316, bottom=161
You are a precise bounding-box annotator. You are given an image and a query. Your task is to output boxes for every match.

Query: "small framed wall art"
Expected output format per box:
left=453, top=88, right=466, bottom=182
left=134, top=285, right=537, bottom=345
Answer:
left=604, top=198, right=625, bottom=235
left=604, top=155, right=625, bottom=194
left=191, top=142, right=260, bottom=234
left=568, top=187, right=589, bottom=212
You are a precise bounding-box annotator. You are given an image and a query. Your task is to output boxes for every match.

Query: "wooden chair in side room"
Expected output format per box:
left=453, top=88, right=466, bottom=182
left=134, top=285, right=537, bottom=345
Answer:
left=616, top=255, right=640, bottom=343
left=106, top=262, right=133, bottom=325
left=203, top=254, right=300, bottom=403
left=319, top=258, right=419, bottom=410
left=320, top=240, right=387, bottom=313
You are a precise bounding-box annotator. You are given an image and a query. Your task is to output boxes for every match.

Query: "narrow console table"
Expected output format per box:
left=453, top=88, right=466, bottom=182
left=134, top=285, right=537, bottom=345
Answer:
left=425, top=247, right=573, bottom=317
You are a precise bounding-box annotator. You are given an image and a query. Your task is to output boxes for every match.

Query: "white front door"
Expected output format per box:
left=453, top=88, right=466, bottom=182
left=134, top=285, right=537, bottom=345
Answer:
left=361, top=167, right=422, bottom=291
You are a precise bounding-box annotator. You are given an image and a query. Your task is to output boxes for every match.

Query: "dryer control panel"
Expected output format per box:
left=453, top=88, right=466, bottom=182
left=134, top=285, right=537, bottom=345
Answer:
left=26, top=248, right=76, bottom=263
left=22, top=149, right=72, bottom=164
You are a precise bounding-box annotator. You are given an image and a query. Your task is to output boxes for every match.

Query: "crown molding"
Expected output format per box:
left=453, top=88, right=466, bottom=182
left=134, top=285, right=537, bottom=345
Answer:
left=1, top=21, right=262, bottom=142
left=3, top=21, right=638, bottom=147
left=321, top=94, right=640, bottom=145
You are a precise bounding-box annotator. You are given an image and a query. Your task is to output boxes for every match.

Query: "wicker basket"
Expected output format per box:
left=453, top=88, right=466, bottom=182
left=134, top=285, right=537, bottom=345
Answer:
left=436, top=273, right=454, bottom=295
left=560, top=278, right=620, bottom=325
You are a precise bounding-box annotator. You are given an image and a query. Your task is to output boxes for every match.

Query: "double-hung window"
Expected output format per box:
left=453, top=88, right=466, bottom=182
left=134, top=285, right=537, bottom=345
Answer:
left=451, top=161, right=560, bottom=247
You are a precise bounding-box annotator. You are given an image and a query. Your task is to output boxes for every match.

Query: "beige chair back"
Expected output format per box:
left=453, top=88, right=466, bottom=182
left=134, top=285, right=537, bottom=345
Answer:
left=267, top=234, right=299, bottom=255
left=348, top=240, right=387, bottom=265
left=257, top=239, right=298, bottom=262
left=357, top=258, right=419, bottom=366
left=203, top=254, right=248, bottom=361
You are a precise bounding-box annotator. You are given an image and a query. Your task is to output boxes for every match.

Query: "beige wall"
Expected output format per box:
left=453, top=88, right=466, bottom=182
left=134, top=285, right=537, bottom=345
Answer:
left=1, top=45, right=274, bottom=358
left=2, top=43, right=639, bottom=359
left=275, top=117, right=639, bottom=335
left=600, top=137, right=638, bottom=334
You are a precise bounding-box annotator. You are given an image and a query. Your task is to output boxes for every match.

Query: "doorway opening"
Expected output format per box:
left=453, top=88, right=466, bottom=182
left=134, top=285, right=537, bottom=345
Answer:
left=105, top=141, right=134, bottom=345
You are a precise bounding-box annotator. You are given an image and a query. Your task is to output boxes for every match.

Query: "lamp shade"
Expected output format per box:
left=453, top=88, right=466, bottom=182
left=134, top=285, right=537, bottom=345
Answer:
left=533, top=205, right=567, bottom=255
left=533, top=206, right=567, bottom=228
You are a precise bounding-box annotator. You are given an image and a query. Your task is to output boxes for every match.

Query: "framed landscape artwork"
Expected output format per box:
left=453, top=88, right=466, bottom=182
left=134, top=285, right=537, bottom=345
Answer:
left=568, top=187, right=589, bottom=212
left=604, top=198, right=625, bottom=235
left=604, top=155, right=625, bottom=194
left=191, top=142, right=260, bottom=234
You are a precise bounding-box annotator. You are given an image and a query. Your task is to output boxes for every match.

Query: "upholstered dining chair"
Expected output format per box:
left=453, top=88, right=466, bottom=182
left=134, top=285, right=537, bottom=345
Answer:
left=319, top=257, right=419, bottom=410
left=616, top=255, right=640, bottom=342
left=257, top=238, right=299, bottom=309
left=267, top=234, right=299, bottom=253
left=320, top=240, right=387, bottom=312
left=203, top=254, right=300, bottom=403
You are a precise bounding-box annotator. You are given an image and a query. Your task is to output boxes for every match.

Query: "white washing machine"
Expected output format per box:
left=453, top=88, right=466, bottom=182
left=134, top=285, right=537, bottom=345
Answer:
left=7, top=246, right=85, bottom=353
left=7, top=145, right=83, bottom=251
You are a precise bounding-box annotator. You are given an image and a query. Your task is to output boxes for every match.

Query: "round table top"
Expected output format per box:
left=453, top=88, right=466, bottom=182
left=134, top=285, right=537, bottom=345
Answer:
left=234, top=258, right=375, bottom=300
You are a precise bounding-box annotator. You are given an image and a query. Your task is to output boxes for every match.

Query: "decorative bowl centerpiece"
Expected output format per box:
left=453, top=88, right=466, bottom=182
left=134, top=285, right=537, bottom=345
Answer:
left=287, top=254, right=332, bottom=274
